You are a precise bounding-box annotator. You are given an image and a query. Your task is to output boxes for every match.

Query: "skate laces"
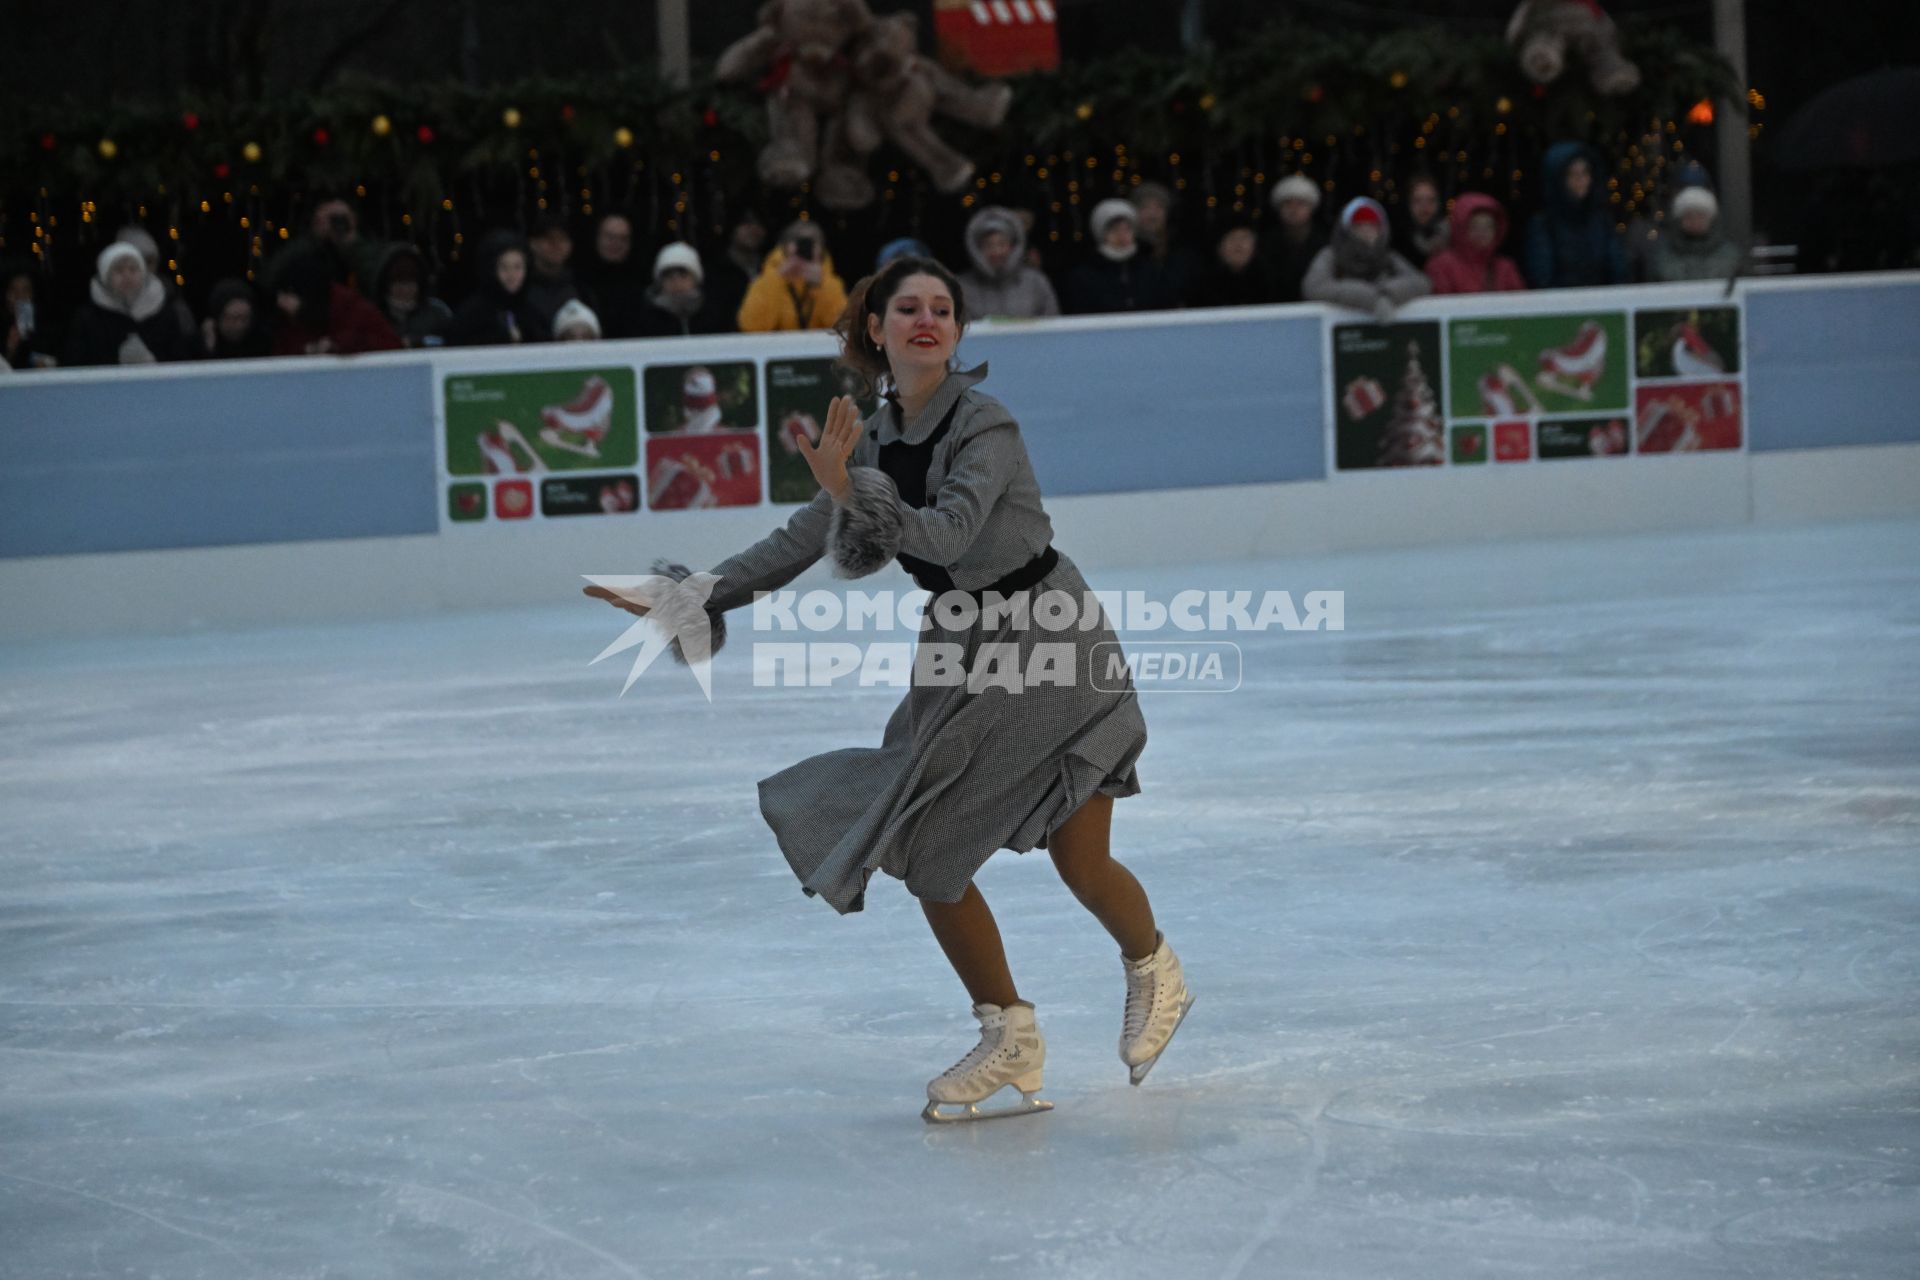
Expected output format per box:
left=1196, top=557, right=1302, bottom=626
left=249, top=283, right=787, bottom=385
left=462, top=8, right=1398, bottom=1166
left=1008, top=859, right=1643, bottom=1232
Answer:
left=940, top=1016, right=1006, bottom=1081
left=1123, top=963, right=1158, bottom=1043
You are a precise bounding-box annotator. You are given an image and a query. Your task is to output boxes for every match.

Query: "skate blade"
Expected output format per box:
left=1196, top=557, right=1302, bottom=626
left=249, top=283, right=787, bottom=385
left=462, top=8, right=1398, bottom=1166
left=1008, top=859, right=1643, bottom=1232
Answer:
left=1128, top=992, right=1196, bottom=1087
left=921, top=1089, right=1053, bottom=1125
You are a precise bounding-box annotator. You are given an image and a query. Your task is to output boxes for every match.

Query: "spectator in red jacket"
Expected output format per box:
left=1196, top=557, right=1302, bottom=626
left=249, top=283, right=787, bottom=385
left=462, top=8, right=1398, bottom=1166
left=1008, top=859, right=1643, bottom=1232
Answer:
left=1423, top=192, right=1528, bottom=296
left=269, top=249, right=403, bottom=356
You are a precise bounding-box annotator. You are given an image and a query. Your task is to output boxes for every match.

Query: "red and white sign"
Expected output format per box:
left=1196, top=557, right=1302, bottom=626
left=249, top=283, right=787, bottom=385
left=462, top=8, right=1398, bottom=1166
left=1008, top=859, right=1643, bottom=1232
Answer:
left=935, top=0, right=1060, bottom=76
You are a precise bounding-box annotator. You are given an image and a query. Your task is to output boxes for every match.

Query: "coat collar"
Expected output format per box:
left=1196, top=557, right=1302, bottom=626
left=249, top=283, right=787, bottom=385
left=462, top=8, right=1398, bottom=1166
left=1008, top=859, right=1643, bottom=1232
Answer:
left=873, top=362, right=989, bottom=446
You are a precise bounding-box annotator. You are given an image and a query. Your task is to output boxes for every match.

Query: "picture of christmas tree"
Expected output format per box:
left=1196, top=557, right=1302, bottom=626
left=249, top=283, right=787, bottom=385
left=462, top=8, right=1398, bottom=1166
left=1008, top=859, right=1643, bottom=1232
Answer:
left=1378, top=341, right=1446, bottom=467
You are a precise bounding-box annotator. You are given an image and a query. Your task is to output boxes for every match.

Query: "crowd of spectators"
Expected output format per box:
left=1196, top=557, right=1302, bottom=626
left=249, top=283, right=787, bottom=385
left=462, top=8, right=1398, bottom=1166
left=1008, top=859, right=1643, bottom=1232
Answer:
left=0, top=143, right=1814, bottom=373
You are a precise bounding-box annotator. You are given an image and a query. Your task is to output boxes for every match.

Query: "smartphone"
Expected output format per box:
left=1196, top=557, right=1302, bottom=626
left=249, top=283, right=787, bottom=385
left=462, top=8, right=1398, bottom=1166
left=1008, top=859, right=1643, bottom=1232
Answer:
left=14, top=300, right=33, bottom=337
left=791, top=238, right=815, bottom=262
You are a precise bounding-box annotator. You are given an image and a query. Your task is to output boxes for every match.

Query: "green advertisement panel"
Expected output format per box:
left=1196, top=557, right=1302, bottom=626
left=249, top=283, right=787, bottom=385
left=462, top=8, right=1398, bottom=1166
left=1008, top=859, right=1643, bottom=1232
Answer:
left=1447, top=312, right=1629, bottom=419
left=444, top=367, right=637, bottom=476
left=765, top=357, right=878, bottom=503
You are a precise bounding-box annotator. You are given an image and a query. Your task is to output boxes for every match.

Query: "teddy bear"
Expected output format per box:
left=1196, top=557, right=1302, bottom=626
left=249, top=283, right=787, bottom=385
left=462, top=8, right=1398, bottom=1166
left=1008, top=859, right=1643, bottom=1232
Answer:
left=841, top=12, right=1014, bottom=196
left=1506, top=0, right=1642, bottom=97
left=715, top=0, right=877, bottom=206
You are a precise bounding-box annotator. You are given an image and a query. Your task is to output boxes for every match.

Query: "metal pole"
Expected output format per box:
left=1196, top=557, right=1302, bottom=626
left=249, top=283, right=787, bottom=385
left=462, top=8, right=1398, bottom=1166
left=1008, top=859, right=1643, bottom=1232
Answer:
left=658, top=0, right=692, bottom=90
left=1713, top=0, right=1752, bottom=247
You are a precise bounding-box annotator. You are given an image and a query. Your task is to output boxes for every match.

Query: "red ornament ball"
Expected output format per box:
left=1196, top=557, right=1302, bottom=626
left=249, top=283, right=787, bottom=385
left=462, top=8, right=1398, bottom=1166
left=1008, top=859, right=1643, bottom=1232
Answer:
left=40, top=132, right=56, bottom=151
left=416, top=125, right=435, bottom=144
left=702, top=108, right=718, bottom=128
left=561, top=104, right=577, bottom=122
left=182, top=111, right=200, bottom=132
left=214, top=162, right=231, bottom=179
left=1307, top=84, right=1325, bottom=103
left=1531, top=84, right=1548, bottom=100
left=312, top=127, right=331, bottom=147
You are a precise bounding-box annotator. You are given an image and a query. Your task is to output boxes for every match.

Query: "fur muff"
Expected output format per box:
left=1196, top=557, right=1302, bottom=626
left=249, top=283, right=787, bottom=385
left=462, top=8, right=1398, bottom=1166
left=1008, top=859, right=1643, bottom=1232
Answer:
left=826, top=467, right=904, bottom=578
left=649, top=559, right=727, bottom=664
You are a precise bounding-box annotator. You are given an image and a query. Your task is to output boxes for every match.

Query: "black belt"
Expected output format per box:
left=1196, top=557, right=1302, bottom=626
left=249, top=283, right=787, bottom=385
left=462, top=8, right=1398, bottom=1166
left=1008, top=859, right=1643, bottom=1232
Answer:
left=906, top=544, right=1059, bottom=600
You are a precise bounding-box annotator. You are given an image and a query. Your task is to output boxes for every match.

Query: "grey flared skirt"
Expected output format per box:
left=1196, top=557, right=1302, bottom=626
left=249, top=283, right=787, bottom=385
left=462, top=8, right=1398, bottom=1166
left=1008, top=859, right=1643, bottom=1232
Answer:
left=757, top=549, right=1147, bottom=914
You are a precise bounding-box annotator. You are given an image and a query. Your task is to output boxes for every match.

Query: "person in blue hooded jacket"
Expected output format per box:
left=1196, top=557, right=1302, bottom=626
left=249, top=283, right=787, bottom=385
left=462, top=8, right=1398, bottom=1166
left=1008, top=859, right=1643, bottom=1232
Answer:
left=1523, top=141, right=1628, bottom=289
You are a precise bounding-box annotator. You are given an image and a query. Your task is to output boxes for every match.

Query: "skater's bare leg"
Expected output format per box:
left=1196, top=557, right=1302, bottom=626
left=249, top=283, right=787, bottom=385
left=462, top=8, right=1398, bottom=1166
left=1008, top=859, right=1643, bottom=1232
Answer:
left=1048, top=793, right=1158, bottom=960
left=921, top=882, right=1021, bottom=1009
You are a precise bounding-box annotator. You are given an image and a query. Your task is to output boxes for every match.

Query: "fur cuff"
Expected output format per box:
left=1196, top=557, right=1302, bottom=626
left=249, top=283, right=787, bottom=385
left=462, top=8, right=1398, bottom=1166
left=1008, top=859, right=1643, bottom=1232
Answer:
left=649, top=559, right=727, bottom=665
left=826, top=468, right=904, bottom=579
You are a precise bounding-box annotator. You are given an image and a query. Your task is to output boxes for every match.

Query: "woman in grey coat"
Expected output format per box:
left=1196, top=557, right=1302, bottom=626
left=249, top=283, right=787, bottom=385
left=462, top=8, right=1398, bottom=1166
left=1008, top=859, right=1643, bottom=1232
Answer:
left=587, top=256, right=1193, bottom=1121
left=1302, top=197, right=1433, bottom=321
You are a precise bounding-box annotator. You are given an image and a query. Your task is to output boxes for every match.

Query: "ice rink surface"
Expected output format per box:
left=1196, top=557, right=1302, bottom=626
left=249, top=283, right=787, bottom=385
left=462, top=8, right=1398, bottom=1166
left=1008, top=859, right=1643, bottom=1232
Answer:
left=2, top=517, right=1916, bottom=1279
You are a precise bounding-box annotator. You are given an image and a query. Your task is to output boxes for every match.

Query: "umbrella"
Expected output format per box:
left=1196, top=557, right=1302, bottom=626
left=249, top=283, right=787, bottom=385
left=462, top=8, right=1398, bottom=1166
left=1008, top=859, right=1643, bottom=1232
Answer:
left=1773, top=67, right=1920, bottom=171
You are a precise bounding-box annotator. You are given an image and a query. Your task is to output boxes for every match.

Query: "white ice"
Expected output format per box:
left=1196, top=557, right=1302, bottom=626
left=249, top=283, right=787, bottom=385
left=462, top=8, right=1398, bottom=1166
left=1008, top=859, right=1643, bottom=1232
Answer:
left=2, top=518, right=1916, bottom=1279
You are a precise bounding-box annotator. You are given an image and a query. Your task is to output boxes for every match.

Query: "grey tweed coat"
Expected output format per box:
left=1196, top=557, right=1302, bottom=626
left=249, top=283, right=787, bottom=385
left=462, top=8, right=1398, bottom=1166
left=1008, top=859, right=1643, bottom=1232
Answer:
left=696, top=362, right=1148, bottom=914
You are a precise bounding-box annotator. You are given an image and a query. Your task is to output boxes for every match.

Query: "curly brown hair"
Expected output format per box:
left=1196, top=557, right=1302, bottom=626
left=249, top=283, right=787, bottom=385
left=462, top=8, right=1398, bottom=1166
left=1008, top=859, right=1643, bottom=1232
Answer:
left=831, top=256, right=970, bottom=400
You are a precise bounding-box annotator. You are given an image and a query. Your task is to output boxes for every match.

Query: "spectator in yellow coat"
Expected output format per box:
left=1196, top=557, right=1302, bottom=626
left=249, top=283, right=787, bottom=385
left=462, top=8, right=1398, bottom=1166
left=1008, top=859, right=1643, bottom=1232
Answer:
left=736, top=221, right=848, bottom=332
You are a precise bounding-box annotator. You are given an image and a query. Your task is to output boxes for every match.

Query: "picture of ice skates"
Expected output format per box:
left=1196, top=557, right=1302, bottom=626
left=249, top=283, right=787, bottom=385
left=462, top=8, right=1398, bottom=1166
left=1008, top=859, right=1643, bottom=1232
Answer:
left=1533, top=319, right=1608, bottom=401
left=443, top=368, right=638, bottom=484
left=475, top=419, right=544, bottom=474
left=1448, top=314, right=1628, bottom=419
left=539, top=374, right=615, bottom=458
left=1477, top=362, right=1542, bottom=417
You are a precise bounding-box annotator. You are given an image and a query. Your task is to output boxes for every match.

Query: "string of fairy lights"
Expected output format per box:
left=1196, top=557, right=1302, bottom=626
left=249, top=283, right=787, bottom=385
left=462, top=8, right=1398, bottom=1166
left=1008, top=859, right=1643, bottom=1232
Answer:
left=2, top=76, right=1761, bottom=297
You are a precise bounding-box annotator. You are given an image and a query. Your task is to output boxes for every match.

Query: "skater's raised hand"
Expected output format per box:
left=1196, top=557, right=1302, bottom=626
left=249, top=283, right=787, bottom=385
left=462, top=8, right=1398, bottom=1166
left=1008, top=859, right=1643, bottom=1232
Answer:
left=796, top=394, right=860, bottom=502
left=582, top=584, right=651, bottom=617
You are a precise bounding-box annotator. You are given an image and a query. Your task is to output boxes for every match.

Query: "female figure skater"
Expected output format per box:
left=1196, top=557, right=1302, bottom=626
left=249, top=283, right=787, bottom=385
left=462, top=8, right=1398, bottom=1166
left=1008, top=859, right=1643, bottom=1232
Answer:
left=586, top=256, right=1192, bottom=1122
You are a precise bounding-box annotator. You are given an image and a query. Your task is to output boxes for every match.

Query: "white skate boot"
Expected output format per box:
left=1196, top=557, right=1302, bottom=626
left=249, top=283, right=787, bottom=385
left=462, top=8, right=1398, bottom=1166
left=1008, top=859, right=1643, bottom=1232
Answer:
left=922, top=1002, right=1053, bottom=1124
left=1120, top=932, right=1195, bottom=1085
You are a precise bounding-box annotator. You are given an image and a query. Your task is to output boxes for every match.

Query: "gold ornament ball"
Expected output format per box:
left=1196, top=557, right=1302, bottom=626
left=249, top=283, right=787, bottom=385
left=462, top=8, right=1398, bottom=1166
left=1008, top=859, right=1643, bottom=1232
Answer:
left=97, top=138, right=118, bottom=160
left=243, top=141, right=263, bottom=164
left=613, top=126, right=634, bottom=149
left=1074, top=102, right=1093, bottom=121
left=1496, top=96, right=1513, bottom=114
left=1389, top=70, right=1409, bottom=89
left=502, top=107, right=522, bottom=129
left=371, top=114, right=393, bottom=137
left=1198, top=93, right=1216, bottom=111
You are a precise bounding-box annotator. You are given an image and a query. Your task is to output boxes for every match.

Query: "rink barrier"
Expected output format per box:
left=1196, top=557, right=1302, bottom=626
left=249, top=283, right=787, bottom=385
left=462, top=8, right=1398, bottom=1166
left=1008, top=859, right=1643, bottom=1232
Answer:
left=0, top=273, right=1915, bottom=637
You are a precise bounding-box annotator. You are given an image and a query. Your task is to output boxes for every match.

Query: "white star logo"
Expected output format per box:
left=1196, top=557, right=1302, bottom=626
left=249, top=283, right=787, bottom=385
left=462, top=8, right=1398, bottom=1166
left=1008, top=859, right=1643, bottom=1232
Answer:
left=583, top=569, right=724, bottom=700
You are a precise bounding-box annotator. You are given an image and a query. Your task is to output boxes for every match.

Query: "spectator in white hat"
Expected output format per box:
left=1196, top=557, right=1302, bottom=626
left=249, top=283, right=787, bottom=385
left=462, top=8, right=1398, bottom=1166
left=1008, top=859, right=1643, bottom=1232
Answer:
left=1065, top=198, right=1177, bottom=314
left=637, top=241, right=733, bottom=337
left=552, top=298, right=603, bottom=342
left=61, top=242, right=199, bottom=367
left=1266, top=173, right=1328, bottom=303
left=1645, top=185, right=1741, bottom=282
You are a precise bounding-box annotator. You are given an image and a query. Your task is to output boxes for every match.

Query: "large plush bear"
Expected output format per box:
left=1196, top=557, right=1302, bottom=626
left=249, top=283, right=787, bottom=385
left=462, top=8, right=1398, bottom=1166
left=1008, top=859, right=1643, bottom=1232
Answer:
left=1506, top=0, right=1642, bottom=97
left=843, top=13, right=1014, bottom=196
left=715, top=0, right=877, bottom=208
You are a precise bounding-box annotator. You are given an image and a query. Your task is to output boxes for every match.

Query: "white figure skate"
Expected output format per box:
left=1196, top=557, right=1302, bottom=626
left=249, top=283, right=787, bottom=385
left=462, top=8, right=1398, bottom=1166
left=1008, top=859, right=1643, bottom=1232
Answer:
left=1120, top=932, right=1195, bottom=1085
left=540, top=375, right=613, bottom=458
left=1534, top=320, right=1608, bottom=402
left=477, top=420, right=544, bottom=474
left=922, top=1002, right=1053, bottom=1124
